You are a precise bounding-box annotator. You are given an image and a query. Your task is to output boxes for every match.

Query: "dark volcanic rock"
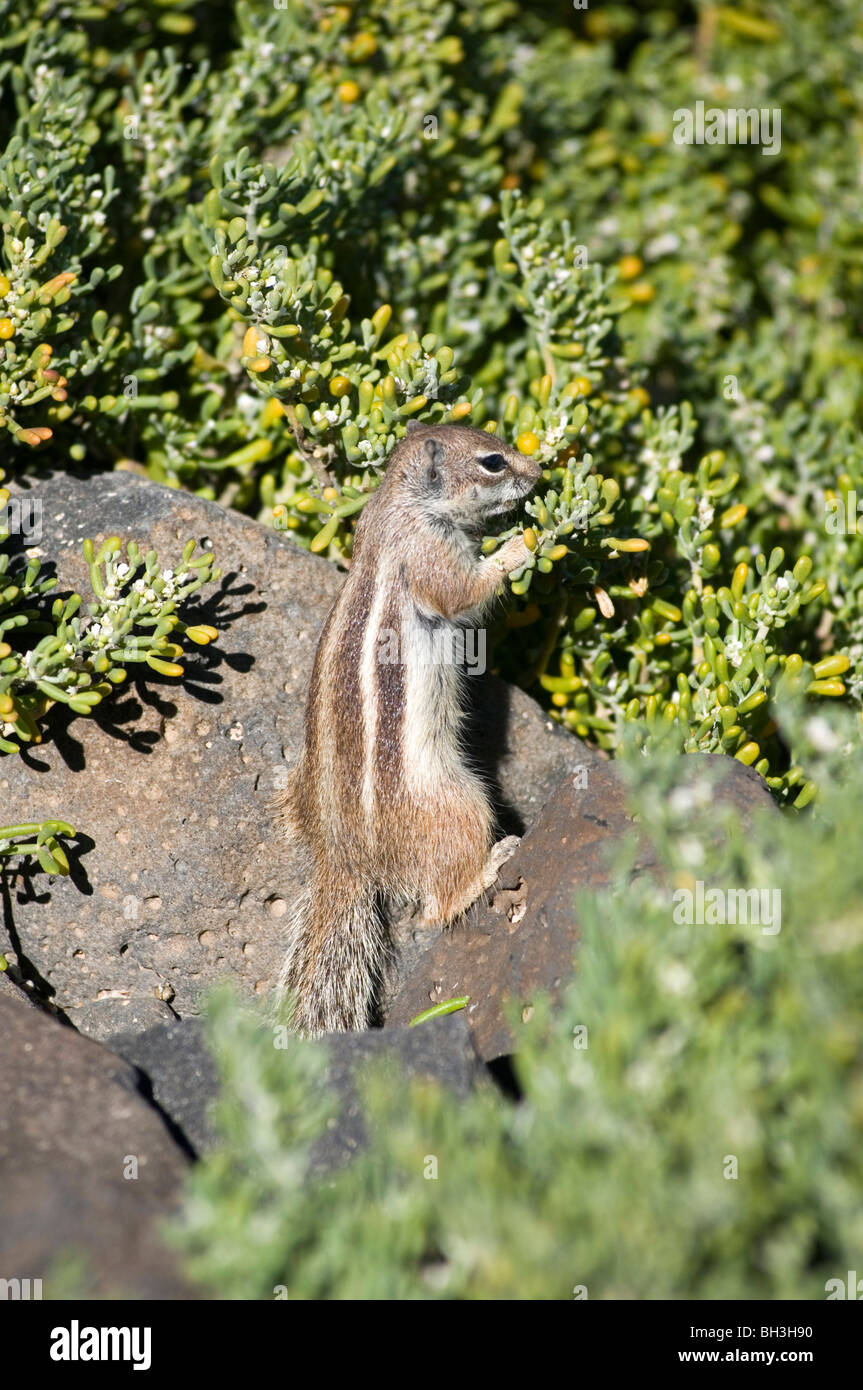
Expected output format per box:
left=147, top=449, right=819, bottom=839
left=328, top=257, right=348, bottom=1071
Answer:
left=104, top=1008, right=486, bottom=1168
left=311, top=1011, right=487, bottom=1173
left=384, top=754, right=776, bottom=1060
left=106, top=1017, right=220, bottom=1157
left=1, top=470, right=592, bottom=1041
left=0, top=991, right=484, bottom=1299
left=0, top=992, right=196, bottom=1299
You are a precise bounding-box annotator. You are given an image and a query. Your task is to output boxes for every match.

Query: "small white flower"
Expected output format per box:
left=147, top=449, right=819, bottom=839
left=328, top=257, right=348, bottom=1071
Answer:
left=805, top=716, right=840, bottom=754
left=678, top=836, right=705, bottom=866
left=724, top=639, right=744, bottom=668
left=669, top=787, right=696, bottom=815
left=658, top=961, right=694, bottom=997
left=645, top=232, right=680, bottom=260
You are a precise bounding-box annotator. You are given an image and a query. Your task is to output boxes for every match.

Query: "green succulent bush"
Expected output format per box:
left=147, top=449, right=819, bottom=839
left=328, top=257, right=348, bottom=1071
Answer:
left=0, top=493, right=220, bottom=752
left=2, top=0, right=862, bottom=800
left=0, top=473, right=220, bottom=867
left=175, top=718, right=863, bottom=1299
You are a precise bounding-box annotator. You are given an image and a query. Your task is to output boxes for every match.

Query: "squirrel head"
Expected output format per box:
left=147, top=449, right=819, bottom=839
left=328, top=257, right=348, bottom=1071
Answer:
left=390, top=421, right=542, bottom=529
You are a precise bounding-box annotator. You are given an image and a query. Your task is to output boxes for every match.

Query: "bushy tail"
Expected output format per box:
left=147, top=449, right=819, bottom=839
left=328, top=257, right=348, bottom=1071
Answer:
left=276, top=865, right=391, bottom=1036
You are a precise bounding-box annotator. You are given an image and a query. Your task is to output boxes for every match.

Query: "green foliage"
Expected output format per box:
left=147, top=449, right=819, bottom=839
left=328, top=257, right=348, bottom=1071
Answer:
left=0, top=482, right=220, bottom=754
left=2, top=0, right=863, bottom=793
left=0, top=473, right=220, bottom=873
left=0, top=819, right=74, bottom=875
left=0, top=494, right=218, bottom=867
left=175, top=723, right=863, bottom=1300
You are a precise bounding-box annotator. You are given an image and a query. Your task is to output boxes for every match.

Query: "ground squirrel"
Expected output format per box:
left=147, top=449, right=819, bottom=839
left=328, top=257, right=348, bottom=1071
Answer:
left=277, top=422, right=541, bottom=1035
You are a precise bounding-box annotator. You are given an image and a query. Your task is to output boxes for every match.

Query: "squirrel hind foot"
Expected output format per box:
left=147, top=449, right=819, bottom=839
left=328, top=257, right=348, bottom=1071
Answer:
left=417, top=834, right=522, bottom=928
left=484, top=834, right=521, bottom=885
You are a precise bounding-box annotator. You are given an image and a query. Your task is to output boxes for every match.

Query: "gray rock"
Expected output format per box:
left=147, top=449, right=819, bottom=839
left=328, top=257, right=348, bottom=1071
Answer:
left=310, top=1011, right=487, bottom=1173
left=104, top=1006, right=487, bottom=1168
left=0, top=992, right=197, bottom=1298
left=0, top=991, right=485, bottom=1297
left=2, top=470, right=591, bottom=1041
left=106, top=1017, right=220, bottom=1157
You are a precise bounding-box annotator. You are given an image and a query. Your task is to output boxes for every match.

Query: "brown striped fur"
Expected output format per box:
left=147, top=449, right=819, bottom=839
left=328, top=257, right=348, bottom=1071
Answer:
left=277, top=423, right=541, bottom=1034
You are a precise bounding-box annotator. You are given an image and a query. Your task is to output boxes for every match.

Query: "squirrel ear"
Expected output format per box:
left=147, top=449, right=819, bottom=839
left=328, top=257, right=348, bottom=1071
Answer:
left=405, top=419, right=422, bottom=434
left=423, top=436, right=445, bottom=468
left=423, top=435, right=445, bottom=489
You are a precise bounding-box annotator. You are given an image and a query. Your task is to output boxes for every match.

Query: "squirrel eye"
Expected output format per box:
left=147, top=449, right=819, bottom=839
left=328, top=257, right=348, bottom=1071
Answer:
left=478, top=452, right=507, bottom=474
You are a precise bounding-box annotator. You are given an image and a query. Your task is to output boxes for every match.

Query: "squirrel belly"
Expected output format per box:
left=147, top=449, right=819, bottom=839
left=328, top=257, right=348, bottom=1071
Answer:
left=277, top=423, right=541, bottom=1035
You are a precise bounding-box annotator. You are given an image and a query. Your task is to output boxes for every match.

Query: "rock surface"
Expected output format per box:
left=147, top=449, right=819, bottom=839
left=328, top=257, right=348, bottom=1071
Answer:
left=0, top=987, right=485, bottom=1296
left=104, top=1008, right=486, bottom=1166
left=106, top=1016, right=221, bottom=1157
left=385, top=755, right=776, bottom=1060
left=2, top=470, right=593, bottom=1041
left=0, top=991, right=196, bottom=1299
left=312, top=1012, right=487, bottom=1172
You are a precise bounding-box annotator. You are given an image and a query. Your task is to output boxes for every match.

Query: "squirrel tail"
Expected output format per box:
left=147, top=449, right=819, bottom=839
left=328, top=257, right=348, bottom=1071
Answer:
left=276, top=864, right=391, bottom=1036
